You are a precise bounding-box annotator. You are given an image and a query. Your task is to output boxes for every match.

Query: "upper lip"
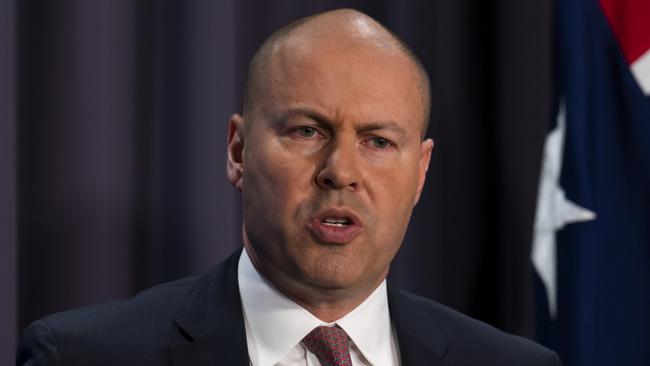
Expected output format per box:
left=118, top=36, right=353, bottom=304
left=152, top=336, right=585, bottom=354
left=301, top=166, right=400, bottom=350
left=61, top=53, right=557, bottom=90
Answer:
left=313, top=207, right=362, bottom=227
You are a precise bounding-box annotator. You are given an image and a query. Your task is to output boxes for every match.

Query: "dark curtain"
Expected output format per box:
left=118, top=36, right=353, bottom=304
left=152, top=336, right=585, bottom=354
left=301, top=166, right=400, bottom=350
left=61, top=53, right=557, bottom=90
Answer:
left=5, top=0, right=552, bottom=363
left=1, top=0, right=17, bottom=363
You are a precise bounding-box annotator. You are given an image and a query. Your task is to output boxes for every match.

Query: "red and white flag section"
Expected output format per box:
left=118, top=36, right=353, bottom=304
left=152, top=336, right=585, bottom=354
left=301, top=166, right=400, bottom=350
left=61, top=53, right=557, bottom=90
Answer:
left=600, top=0, right=650, bottom=94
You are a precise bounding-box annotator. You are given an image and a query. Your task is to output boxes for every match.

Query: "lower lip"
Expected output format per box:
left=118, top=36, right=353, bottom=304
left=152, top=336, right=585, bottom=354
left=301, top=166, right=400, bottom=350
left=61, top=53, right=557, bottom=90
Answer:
left=308, top=218, right=362, bottom=244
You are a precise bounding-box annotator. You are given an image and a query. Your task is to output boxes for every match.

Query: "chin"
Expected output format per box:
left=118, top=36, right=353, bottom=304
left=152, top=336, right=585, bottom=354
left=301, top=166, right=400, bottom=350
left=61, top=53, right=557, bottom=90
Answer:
left=298, top=258, right=367, bottom=290
left=304, top=275, right=360, bottom=291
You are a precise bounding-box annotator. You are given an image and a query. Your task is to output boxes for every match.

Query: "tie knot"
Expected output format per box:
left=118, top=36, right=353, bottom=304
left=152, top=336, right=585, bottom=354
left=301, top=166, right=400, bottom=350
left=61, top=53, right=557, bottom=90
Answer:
left=302, top=326, right=352, bottom=366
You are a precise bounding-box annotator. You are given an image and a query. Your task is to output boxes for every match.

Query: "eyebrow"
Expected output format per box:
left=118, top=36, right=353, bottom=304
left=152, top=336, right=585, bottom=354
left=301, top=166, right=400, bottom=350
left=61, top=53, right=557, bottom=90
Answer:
left=275, top=107, right=410, bottom=141
left=276, top=108, right=329, bottom=126
left=356, top=121, right=409, bottom=141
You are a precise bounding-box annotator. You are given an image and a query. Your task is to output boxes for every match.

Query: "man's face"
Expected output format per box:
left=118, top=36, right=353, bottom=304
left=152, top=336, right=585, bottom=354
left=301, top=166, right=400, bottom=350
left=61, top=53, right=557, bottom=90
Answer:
left=228, top=35, right=433, bottom=301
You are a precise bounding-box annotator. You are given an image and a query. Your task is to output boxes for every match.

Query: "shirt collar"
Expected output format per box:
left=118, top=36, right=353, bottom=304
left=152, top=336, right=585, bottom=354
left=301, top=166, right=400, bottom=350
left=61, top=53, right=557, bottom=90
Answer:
left=238, top=248, right=394, bottom=366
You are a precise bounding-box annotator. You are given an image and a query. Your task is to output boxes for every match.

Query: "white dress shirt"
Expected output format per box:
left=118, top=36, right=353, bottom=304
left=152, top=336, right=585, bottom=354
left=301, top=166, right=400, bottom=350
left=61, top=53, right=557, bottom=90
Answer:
left=238, top=249, right=401, bottom=366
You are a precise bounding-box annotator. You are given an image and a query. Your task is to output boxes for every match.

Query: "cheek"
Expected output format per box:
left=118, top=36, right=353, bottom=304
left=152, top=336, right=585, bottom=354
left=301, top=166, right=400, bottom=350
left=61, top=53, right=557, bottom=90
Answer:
left=367, top=159, right=420, bottom=238
left=242, top=145, right=315, bottom=262
left=244, top=141, right=315, bottom=218
left=370, top=154, right=420, bottom=203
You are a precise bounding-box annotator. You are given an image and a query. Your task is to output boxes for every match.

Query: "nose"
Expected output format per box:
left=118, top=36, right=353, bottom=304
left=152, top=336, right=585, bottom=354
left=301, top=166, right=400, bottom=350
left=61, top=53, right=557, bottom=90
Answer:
left=315, top=139, right=359, bottom=191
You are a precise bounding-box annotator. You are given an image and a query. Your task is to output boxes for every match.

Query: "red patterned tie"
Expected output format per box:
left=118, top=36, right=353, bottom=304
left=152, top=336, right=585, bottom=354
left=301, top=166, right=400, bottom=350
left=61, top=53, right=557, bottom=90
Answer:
left=301, top=325, right=353, bottom=366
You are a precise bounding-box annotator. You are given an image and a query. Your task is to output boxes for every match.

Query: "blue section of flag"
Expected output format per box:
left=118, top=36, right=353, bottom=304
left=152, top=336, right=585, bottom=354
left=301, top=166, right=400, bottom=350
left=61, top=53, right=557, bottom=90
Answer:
left=537, top=0, right=650, bottom=365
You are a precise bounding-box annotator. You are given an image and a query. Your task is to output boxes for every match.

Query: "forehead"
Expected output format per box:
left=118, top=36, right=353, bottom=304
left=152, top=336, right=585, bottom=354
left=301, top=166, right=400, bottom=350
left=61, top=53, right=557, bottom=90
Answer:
left=255, top=35, right=425, bottom=134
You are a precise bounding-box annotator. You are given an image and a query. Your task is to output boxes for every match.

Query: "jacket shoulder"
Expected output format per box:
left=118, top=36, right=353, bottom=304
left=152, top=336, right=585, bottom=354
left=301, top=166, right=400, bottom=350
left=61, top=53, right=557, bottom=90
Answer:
left=390, top=289, right=561, bottom=366
left=17, top=276, right=197, bottom=366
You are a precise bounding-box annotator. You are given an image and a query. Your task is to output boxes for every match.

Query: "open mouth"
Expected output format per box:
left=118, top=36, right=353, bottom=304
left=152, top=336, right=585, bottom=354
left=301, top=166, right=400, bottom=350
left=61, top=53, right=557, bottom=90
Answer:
left=320, top=217, right=352, bottom=227
left=308, top=208, right=362, bottom=244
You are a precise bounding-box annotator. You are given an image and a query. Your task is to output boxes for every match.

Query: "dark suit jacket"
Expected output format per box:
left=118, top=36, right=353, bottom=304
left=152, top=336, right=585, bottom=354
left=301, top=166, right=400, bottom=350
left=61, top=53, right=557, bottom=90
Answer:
left=17, top=249, right=561, bottom=365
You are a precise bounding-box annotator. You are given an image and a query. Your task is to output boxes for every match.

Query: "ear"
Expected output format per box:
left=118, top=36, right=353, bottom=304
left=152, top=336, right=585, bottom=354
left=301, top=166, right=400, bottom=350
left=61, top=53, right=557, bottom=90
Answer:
left=413, top=138, right=434, bottom=206
left=227, top=113, right=246, bottom=191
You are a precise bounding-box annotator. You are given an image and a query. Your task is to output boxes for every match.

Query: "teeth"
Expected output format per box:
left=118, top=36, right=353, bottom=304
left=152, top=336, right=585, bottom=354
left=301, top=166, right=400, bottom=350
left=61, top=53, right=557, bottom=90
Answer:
left=324, top=218, right=347, bottom=223
left=322, top=218, right=349, bottom=226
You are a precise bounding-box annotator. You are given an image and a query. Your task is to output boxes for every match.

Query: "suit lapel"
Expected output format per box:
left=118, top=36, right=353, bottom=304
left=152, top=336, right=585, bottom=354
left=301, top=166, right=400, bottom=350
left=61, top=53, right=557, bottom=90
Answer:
left=167, top=320, right=248, bottom=365
left=165, top=251, right=450, bottom=366
left=388, top=287, right=448, bottom=366
left=167, top=249, right=250, bottom=366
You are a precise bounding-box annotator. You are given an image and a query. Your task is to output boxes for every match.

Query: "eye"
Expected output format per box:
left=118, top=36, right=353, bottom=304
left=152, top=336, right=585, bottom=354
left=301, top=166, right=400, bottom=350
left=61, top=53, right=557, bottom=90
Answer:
left=293, top=126, right=319, bottom=138
left=370, top=136, right=393, bottom=149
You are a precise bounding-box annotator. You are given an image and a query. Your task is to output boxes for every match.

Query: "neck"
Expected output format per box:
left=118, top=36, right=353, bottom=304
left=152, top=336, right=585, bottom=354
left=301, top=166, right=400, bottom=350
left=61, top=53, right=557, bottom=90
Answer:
left=286, top=281, right=384, bottom=323
left=243, top=243, right=386, bottom=323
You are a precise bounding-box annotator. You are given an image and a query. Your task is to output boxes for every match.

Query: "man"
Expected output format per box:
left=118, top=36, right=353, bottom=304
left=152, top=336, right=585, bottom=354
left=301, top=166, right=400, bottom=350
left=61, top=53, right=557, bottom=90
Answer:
left=17, top=9, right=561, bottom=366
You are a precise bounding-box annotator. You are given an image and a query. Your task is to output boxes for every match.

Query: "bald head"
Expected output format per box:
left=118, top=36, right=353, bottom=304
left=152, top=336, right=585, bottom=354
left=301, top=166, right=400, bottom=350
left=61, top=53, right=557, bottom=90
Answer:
left=242, top=9, right=431, bottom=136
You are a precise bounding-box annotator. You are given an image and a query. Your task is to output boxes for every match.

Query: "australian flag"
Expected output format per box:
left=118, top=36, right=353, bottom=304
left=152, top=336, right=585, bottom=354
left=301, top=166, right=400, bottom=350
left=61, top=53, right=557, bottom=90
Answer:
left=531, top=0, right=650, bottom=365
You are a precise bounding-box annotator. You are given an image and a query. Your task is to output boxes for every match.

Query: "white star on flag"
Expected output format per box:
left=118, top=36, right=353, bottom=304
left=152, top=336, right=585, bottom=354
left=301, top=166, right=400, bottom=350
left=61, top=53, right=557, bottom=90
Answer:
left=531, top=102, right=596, bottom=317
